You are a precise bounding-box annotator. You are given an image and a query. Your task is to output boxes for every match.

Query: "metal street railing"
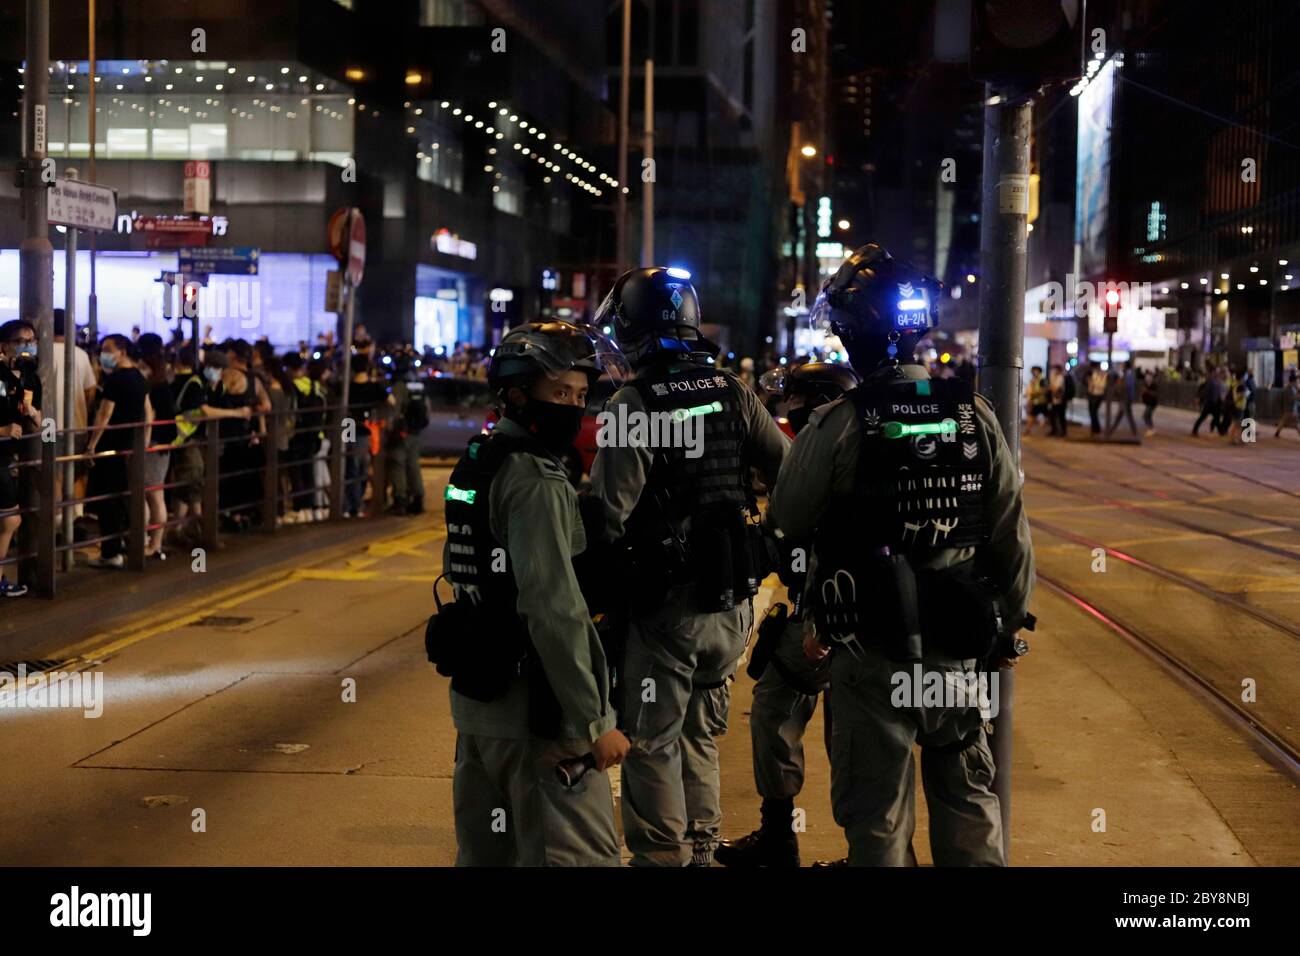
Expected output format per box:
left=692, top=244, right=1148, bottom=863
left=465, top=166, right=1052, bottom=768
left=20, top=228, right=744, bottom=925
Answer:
left=0, top=400, right=389, bottom=599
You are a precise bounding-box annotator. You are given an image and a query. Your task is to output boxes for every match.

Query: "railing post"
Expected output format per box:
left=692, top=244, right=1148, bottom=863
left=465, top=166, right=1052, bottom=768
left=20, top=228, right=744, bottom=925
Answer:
left=201, top=423, right=220, bottom=551
left=35, top=436, right=56, bottom=598
left=127, top=425, right=147, bottom=571
left=328, top=405, right=344, bottom=520
left=261, top=409, right=279, bottom=533
left=368, top=414, right=387, bottom=518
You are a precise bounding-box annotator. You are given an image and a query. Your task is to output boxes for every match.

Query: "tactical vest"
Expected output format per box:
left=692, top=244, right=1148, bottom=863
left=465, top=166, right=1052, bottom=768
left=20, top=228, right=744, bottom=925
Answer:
left=630, top=360, right=749, bottom=515
left=444, top=432, right=538, bottom=611
left=627, top=360, right=760, bottom=611
left=442, top=430, right=564, bottom=734
left=829, top=375, right=990, bottom=557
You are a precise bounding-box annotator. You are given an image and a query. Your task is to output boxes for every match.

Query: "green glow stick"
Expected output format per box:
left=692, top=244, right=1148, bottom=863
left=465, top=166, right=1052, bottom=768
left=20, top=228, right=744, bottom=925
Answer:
left=882, top=420, right=957, bottom=439
left=672, top=400, right=724, bottom=422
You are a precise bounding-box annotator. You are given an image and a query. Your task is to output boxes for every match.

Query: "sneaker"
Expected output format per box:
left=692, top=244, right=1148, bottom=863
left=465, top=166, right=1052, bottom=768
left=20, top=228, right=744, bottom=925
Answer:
left=88, top=554, right=125, bottom=569
left=713, top=828, right=800, bottom=868
left=0, top=576, right=29, bottom=598
left=313, top=508, right=328, bottom=521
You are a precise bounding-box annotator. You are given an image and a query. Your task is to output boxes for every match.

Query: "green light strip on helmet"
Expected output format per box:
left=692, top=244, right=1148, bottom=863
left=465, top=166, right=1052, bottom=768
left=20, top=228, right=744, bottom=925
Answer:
left=882, top=420, right=957, bottom=439
left=671, top=400, right=724, bottom=422
left=445, top=484, right=477, bottom=504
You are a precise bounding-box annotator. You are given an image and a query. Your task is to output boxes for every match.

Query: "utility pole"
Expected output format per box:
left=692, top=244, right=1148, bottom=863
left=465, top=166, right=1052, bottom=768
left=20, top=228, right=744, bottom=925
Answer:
left=615, top=0, right=630, bottom=275
left=640, top=57, right=654, bottom=268
left=87, top=0, right=99, bottom=345
left=20, top=0, right=54, bottom=392
left=976, top=85, right=1032, bottom=863
left=62, top=169, right=78, bottom=572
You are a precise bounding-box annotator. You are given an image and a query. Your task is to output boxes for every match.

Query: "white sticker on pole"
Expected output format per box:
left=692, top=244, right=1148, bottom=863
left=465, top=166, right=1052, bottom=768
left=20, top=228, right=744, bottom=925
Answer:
left=998, top=173, right=1030, bottom=216
left=34, top=104, right=46, bottom=154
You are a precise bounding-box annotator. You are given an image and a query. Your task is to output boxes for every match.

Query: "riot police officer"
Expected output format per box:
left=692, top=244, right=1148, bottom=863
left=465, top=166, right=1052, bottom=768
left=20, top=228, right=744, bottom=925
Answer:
left=588, top=267, right=789, bottom=866
left=388, top=351, right=430, bottom=515
left=766, top=242, right=1035, bottom=866
left=715, top=361, right=859, bottom=868
left=437, top=321, right=630, bottom=866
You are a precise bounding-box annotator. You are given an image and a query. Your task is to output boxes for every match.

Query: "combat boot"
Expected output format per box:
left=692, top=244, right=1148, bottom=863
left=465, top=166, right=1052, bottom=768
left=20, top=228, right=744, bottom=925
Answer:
left=714, top=827, right=800, bottom=867
left=714, top=798, right=800, bottom=867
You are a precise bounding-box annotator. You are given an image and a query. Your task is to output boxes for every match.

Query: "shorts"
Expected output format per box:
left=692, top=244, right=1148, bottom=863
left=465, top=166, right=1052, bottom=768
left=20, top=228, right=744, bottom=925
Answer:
left=0, top=458, right=17, bottom=512
left=1030, top=403, right=1049, bottom=417
left=169, top=444, right=204, bottom=506
left=145, top=449, right=171, bottom=489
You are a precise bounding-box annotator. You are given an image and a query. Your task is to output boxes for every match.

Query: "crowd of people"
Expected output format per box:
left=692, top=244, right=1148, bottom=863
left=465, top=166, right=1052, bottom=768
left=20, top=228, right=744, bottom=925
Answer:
left=1021, top=359, right=1299, bottom=443
left=0, top=317, right=438, bottom=598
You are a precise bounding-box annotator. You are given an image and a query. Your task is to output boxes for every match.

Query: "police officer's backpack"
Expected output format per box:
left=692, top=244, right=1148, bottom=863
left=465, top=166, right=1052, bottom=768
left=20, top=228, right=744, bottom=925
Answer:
left=403, top=379, right=430, bottom=433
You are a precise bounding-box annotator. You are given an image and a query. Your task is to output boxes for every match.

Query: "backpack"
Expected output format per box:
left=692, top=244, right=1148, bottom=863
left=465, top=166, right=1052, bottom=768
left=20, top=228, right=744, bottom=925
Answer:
left=401, top=379, right=430, bottom=433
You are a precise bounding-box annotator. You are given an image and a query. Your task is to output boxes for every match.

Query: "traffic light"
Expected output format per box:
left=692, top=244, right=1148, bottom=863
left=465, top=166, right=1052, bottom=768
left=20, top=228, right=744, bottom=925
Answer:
left=971, top=0, right=1087, bottom=86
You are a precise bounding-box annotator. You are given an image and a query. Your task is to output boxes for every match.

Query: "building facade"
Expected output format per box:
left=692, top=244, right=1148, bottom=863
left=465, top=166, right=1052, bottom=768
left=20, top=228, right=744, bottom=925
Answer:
left=0, top=0, right=618, bottom=350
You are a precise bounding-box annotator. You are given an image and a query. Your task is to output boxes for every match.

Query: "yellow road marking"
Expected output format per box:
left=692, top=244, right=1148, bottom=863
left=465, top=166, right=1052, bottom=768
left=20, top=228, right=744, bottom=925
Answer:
left=52, top=524, right=448, bottom=663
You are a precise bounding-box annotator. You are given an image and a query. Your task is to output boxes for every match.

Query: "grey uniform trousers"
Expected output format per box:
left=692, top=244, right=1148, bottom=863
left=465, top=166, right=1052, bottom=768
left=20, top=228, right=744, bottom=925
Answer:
left=453, top=732, right=621, bottom=867
left=829, top=642, right=1004, bottom=866
left=750, top=615, right=831, bottom=800
left=387, top=432, right=424, bottom=507
left=620, top=587, right=752, bottom=866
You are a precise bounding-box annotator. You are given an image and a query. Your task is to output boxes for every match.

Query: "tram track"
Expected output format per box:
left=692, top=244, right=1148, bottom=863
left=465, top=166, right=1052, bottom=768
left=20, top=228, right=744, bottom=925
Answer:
left=1035, top=570, right=1300, bottom=785
left=1022, top=442, right=1300, bottom=536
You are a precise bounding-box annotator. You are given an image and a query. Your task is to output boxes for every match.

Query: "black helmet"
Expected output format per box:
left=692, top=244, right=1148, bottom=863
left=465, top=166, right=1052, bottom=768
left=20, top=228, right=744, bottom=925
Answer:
left=488, top=321, right=626, bottom=394
left=809, top=242, right=941, bottom=372
left=594, top=266, right=703, bottom=368
left=761, top=361, right=860, bottom=406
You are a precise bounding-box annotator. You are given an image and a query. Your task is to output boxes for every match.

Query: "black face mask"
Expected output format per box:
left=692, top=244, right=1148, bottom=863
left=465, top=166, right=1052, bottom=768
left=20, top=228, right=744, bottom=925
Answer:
left=509, top=399, right=585, bottom=455
left=788, top=405, right=814, bottom=435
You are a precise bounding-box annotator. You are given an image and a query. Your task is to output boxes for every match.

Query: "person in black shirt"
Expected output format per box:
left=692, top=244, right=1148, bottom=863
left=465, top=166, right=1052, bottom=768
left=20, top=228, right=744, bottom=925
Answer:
left=343, top=354, right=393, bottom=517
left=86, top=334, right=152, bottom=568
left=168, top=351, right=252, bottom=543
left=0, top=320, right=42, bottom=596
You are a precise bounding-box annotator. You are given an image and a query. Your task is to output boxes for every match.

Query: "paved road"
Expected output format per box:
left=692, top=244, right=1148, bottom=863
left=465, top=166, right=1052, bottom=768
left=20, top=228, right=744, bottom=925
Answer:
left=2, top=423, right=1297, bottom=865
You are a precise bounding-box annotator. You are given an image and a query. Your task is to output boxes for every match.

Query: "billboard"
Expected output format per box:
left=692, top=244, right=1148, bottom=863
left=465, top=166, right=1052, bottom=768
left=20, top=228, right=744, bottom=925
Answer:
left=1074, top=58, right=1117, bottom=279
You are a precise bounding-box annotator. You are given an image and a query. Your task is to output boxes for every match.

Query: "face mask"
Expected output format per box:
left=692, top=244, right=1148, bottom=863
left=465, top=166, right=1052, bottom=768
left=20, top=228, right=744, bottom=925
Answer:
left=15, top=343, right=37, bottom=361
left=788, top=405, right=813, bottom=435
left=100, top=352, right=118, bottom=372
left=511, top=399, right=585, bottom=455
left=204, top=367, right=223, bottom=385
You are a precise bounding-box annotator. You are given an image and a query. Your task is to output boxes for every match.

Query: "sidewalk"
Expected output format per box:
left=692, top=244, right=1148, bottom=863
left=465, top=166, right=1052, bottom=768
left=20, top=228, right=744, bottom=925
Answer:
left=1060, top=397, right=1299, bottom=441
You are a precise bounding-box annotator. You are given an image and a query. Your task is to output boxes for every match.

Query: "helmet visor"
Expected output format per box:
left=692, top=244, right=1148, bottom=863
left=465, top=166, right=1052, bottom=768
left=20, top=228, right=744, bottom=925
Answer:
left=580, top=324, right=632, bottom=388
left=759, top=367, right=788, bottom=396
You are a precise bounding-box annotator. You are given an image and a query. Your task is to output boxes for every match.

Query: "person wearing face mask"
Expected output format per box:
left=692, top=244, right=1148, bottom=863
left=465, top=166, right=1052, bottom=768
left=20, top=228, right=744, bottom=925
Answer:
left=715, top=360, right=859, bottom=868
left=436, top=320, right=630, bottom=866
left=587, top=267, right=790, bottom=866
left=85, top=334, right=153, bottom=569
left=0, top=320, right=43, bottom=597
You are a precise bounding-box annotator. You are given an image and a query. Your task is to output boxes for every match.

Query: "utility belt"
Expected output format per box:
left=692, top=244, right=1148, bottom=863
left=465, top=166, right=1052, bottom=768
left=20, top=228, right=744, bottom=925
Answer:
left=813, top=551, right=1012, bottom=664
left=424, top=576, right=563, bottom=738
left=626, top=495, right=772, bottom=614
